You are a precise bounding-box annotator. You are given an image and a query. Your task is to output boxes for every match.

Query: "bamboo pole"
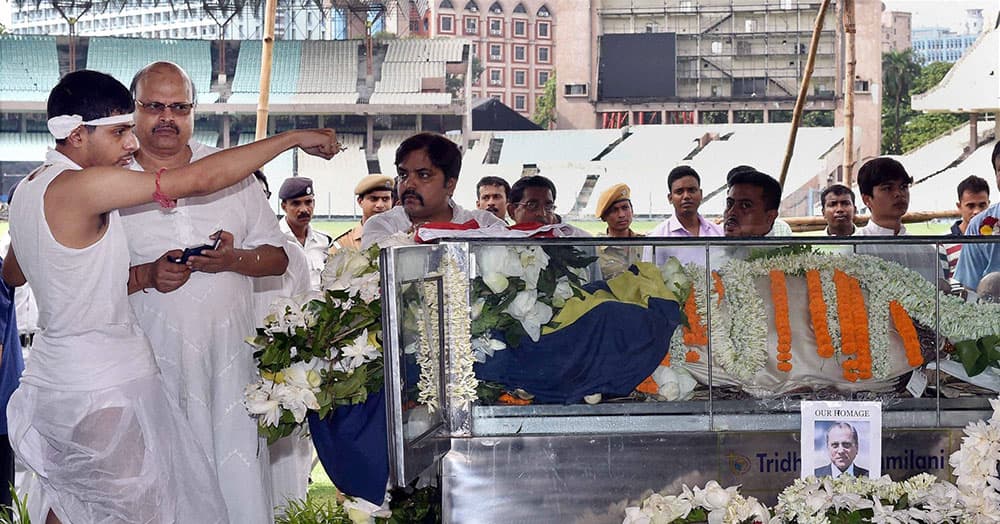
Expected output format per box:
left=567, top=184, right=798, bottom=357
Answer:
left=778, top=0, right=832, bottom=189
left=784, top=210, right=961, bottom=232
left=255, top=0, right=279, bottom=141
left=842, top=0, right=856, bottom=187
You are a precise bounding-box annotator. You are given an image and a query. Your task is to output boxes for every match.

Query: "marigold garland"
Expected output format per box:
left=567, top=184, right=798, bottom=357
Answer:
left=833, top=270, right=873, bottom=381
left=711, top=270, right=725, bottom=306
left=770, top=270, right=793, bottom=372
left=889, top=300, right=924, bottom=367
left=682, top=291, right=708, bottom=346
left=685, top=350, right=700, bottom=363
left=806, top=270, right=835, bottom=359
left=848, top=275, right=873, bottom=380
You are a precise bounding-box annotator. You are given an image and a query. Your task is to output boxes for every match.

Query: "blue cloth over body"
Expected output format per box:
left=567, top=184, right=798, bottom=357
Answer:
left=0, top=259, right=23, bottom=435
left=474, top=297, right=681, bottom=404
left=308, top=389, right=389, bottom=505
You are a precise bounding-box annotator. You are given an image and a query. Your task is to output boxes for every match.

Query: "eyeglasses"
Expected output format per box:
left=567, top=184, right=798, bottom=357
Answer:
left=135, top=99, right=195, bottom=115
left=514, top=201, right=556, bottom=213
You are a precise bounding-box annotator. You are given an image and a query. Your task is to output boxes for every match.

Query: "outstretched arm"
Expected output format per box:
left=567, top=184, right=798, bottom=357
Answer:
left=66, top=129, right=339, bottom=216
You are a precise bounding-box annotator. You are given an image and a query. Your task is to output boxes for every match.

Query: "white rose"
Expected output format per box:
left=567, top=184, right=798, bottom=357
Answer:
left=651, top=365, right=697, bottom=401
left=551, top=276, right=574, bottom=308
left=505, top=289, right=553, bottom=342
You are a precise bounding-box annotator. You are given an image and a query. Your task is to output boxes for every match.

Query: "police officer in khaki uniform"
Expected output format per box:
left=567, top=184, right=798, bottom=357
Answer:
left=331, top=174, right=394, bottom=253
left=596, top=183, right=644, bottom=279
left=278, top=177, right=332, bottom=289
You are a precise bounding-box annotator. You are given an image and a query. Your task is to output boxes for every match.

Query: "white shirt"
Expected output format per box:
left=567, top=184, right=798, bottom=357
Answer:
left=121, top=140, right=284, bottom=524
left=0, top=233, right=38, bottom=335
left=829, top=463, right=856, bottom=479
left=858, top=220, right=906, bottom=236
left=279, top=219, right=331, bottom=290
left=361, top=199, right=504, bottom=249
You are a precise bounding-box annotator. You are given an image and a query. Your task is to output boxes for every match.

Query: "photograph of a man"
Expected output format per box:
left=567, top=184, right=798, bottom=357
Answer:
left=814, top=421, right=869, bottom=478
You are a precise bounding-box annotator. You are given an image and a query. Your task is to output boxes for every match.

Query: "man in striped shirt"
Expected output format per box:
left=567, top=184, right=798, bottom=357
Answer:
left=940, top=176, right=990, bottom=292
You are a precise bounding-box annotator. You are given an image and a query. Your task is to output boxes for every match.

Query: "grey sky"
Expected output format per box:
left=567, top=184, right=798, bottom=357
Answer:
left=883, top=0, right=999, bottom=32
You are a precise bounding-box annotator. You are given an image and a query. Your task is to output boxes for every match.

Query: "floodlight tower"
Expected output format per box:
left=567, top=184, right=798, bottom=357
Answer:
left=328, top=0, right=408, bottom=81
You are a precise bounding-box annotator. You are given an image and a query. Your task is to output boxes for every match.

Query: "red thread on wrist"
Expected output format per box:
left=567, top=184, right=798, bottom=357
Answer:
left=153, top=167, right=177, bottom=209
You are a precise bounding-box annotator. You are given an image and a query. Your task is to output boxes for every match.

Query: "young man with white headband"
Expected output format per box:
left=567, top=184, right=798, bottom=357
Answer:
left=1, top=69, right=340, bottom=524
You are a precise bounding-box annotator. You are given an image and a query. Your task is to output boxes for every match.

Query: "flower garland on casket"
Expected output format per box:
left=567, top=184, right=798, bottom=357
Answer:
left=667, top=251, right=1000, bottom=391
left=623, top=398, right=1000, bottom=524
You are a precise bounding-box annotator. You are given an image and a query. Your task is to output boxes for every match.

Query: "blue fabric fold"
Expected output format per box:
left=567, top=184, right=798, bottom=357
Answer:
left=308, top=389, right=389, bottom=505
left=474, top=297, right=681, bottom=404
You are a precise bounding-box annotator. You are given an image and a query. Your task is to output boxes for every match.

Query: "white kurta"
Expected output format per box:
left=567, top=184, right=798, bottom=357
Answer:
left=8, top=150, right=227, bottom=523
left=122, top=142, right=286, bottom=524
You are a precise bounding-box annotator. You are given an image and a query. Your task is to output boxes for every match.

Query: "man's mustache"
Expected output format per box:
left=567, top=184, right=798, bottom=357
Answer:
left=402, top=190, right=423, bottom=204
left=153, top=122, right=179, bottom=134
left=297, top=212, right=311, bottom=219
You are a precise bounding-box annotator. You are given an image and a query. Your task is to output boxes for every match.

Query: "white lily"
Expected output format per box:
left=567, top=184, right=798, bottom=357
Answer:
left=516, top=246, right=550, bottom=290
left=505, top=289, right=553, bottom=342
left=244, top=382, right=283, bottom=428
left=477, top=246, right=523, bottom=293
left=340, top=329, right=381, bottom=371
left=551, top=276, right=574, bottom=307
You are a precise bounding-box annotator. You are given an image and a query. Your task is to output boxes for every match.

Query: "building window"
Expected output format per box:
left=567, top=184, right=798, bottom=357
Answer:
left=854, top=79, right=870, bottom=93
left=513, top=69, right=527, bottom=86
left=537, top=46, right=550, bottom=63
left=489, top=92, right=504, bottom=102
left=465, top=0, right=479, bottom=11
left=513, top=44, right=526, bottom=62
left=489, top=68, right=503, bottom=86
left=513, top=2, right=527, bottom=14
left=514, top=94, right=526, bottom=111
left=513, top=19, right=526, bottom=36
left=745, top=19, right=758, bottom=32
left=537, top=21, right=550, bottom=38
left=440, top=0, right=454, bottom=7
left=439, top=15, right=454, bottom=33
left=537, top=69, right=550, bottom=87
left=464, top=16, right=478, bottom=34
left=537, top=5, right=550, bottom=17
left=489, top=17, right=502, bottom=36
left=489, top=43, right=502, bottom=61
left=564, top=83, right=588, bottom=97
left=489, top=1, right=503, bottom=14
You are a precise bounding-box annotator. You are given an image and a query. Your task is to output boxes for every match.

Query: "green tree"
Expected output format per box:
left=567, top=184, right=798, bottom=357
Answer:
left=881, top=49, right=921, bottom=154
left=802, top=110, right=834, bottom=127
left=911, top=61, right=953, bottom=95
left=533, top=71, right=556, bottom=129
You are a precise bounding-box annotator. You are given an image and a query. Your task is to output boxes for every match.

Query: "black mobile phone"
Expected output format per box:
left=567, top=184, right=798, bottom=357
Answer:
left=168, top=232, right=223, bottom=264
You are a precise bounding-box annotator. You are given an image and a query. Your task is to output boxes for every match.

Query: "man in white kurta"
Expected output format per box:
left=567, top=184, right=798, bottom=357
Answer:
left=121, top=62, right=288, bottom=523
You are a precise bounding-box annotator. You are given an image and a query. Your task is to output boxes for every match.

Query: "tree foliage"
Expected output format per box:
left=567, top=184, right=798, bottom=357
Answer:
left=532, top=70, right=556, bottom=129
left=881, top=49, right=921, bottom=154
left=881, top=57, right=966, bottom=154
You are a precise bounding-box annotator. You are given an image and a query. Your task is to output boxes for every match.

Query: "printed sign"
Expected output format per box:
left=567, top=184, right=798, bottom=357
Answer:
left=800, top=400, right=882, bottom=479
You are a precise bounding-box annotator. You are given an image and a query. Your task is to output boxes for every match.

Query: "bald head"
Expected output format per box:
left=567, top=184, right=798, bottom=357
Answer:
left=130, top=61, right=196, bottom=158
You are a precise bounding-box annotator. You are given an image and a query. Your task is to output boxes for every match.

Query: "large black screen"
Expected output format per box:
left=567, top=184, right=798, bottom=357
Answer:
left=598, top=32, right=677, bottom=100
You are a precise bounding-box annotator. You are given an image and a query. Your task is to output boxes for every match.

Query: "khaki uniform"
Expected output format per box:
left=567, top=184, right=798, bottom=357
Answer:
left=330, top=223, right=363, bottom=254
left=598, top=229, right=645, bottom=279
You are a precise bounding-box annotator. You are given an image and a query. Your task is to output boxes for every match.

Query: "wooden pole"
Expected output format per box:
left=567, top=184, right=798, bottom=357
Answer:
left=778, top=0, right=832, bottom=189
left=785, top=210, right=962, bottom=232
left=255, top=0, right=279, bottom=141
left=842, top=0, right=856, bottom=187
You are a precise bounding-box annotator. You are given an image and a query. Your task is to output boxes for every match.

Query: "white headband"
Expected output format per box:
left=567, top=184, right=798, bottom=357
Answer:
left=47, top=113, right=135, bottom=139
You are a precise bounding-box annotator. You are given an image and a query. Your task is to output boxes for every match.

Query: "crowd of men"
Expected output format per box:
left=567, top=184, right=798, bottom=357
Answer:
left=1, top=56, right=999, bottom=521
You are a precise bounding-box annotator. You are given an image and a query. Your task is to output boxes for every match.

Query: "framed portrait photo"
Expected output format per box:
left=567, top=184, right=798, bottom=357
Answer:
left=800, top=400, right=882, bottom=479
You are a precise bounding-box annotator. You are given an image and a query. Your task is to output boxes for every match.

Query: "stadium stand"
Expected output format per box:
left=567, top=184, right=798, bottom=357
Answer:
left=493, top=129, right=621, bottom=165
left=86, top=37, right=217, bottom=104
left=229, top=40, right=359, bottom=105
left=370, top=39, right=465, bottom=106
left=298, top=133, right=368, bottom=217
left=908, top=136, right=999, bottom=214
left=237, top=133, right=295, bottom=214
left=0, top=132, right=50, bottom=162
left=375, top=132, right=413, bottom=175
left=0, top=35, right=60, bottom=101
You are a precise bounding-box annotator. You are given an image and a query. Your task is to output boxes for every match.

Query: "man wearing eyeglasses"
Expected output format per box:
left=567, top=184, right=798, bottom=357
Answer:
left=119, top=61, right=288, bottom=524
left=507, top=175, right=602, bottom=281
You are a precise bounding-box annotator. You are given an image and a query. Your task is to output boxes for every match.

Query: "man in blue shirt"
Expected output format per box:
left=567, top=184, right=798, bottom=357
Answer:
left=954, top=142, right=1000, bottom=291
left=0, top=254, right=25, bottom=509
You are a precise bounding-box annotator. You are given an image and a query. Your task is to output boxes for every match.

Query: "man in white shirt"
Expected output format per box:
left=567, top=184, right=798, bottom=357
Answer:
left=856, top=157, right=912, bottom=236
left=121, top=61, right=288, bottom=523
left=854, top=157, right=941, bottom=282
left=278, top=177, right=332, bottom=289
left=643, top=166, right=724, bottom=267
left=362, top=133, right=503, bottom=248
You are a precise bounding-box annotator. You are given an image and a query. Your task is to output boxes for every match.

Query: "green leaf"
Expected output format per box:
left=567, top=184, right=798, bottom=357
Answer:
left=955, top=339, right=989, bottom=377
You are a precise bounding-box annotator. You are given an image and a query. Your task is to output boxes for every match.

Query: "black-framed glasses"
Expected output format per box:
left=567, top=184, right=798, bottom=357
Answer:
left=514, top=201, right=556, bottom=213
left=136, top=99, right=195, bottom=115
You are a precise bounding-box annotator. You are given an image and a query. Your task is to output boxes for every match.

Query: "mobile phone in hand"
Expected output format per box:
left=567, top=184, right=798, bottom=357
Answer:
left=168, top=231, right=223, bottom=264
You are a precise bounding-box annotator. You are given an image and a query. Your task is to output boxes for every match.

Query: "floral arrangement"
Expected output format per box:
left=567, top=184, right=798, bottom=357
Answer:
left=948, top=397, right=1000, bottom=521
left=469, top=244, right=594, bottom=356
left=244, top=246, right=385, bottom=443
left=668, top=252, right=1000, bottom=385
left=625, top=398, right=1000, bottom=524
left=622, top=481, right=770, bottom=524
